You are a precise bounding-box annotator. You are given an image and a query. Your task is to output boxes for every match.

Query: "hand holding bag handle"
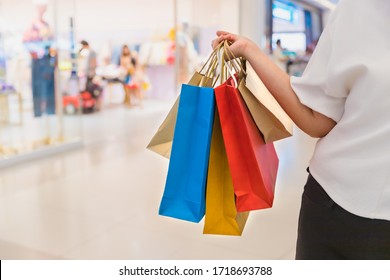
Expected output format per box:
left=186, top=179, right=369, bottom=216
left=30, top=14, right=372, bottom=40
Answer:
left=222, top=40, right=247, bottom=81
left=217, top=41, right=240, bottom=88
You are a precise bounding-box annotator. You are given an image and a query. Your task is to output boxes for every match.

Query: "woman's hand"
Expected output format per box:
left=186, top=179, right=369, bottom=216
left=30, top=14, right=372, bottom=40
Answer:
left=212, top=31, right=255, bottom=59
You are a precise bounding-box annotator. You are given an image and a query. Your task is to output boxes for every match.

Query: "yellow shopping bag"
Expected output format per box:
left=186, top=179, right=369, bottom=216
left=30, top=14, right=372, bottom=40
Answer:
left=203, top=109, right=249, bottom=236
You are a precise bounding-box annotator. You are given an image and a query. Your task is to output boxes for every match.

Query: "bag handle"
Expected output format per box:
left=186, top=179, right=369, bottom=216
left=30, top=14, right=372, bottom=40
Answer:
left=223, top=41, right=240, bottom=74
left=199, top=41, right=224, bottom=75
left=223, top=40, right=246, bottom=76
left=201, top=54, right=223, bottom=87
left=198, top=41, right=226, bottom=87
left=218, top=46, right=238, bottom=88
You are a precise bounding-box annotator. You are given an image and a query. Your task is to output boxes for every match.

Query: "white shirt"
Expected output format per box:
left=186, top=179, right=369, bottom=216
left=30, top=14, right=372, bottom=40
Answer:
left=290, top=0, right=390, bottom=220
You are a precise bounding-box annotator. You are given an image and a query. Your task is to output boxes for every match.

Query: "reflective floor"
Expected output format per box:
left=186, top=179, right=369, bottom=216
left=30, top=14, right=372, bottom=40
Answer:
left=0, top=99, right=317, bottom=259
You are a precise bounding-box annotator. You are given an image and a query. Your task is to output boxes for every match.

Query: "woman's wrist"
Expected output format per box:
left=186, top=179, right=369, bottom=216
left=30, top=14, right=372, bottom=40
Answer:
left=243, top=42, right=264, bottom=64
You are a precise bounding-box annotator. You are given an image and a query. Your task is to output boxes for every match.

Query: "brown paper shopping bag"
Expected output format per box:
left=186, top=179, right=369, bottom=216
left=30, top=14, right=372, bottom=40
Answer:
left=244, top=61, right=293, bottom=142
left=239, top=79, right=292, bottom=143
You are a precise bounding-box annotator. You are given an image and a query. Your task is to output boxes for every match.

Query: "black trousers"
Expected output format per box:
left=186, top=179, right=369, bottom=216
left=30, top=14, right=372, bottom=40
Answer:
left=296, top=173, right=390, bottom=260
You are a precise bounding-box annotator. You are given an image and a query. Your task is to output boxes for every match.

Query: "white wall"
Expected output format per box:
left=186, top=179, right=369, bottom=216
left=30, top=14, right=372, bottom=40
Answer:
left=0, top=0, right=239, bottom=50
left=175, top=0, right=239, bottom=56
left=239, top=0, right=267, bottom=49
left=73, top=0, right=240, bottom=54
left=73, top=0, right=175, bottom=47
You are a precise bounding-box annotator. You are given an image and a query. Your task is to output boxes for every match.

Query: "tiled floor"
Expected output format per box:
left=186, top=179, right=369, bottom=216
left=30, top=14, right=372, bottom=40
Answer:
left=0, top=99, right=318, bottom=259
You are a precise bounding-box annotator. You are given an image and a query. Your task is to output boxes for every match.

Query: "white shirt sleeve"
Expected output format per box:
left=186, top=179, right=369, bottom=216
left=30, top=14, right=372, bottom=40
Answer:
left=290, top=2, right=349, bottom=123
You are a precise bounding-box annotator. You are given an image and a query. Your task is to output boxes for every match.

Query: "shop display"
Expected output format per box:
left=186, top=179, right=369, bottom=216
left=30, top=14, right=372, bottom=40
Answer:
left=137, top=25, right=200, bottom=100
left=23, top=1, right=56, bottom=117
left=0, top=0, right=82, bottom=164
left=0, top=84, right=22, bottom=125
left=31, top=50, right=56, bottom=117
left=138, top=41, right=174, bottom=67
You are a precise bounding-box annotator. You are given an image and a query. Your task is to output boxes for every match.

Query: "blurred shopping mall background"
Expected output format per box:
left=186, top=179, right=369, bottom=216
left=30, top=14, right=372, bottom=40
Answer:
left=1, top=0, right=338, bottom=259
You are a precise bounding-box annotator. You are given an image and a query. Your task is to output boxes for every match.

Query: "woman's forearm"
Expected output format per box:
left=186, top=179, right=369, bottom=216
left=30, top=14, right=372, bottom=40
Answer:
left=245, top=43, right=336, bottom=138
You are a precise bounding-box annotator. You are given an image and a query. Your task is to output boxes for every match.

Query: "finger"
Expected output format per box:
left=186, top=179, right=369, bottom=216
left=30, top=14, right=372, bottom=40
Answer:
left=222, top=34, right=237, bottom=43
left=216, top=31, right=238, bottom=42
left=211, top=37, right=224, bottom=49
left=216, top=30, right=229, bottom=36
left=214, top=35, right=234, bottom=45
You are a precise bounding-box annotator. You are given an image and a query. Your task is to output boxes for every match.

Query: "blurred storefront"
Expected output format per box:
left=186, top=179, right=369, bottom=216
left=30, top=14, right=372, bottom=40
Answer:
left=0, top=0, right=82, bottom=167
left=0, top=0, right=335, bottom=167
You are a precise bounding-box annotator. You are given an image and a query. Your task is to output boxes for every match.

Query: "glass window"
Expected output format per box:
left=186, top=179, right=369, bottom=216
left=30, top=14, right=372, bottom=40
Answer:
left=0, top=0, right=82, bottom=165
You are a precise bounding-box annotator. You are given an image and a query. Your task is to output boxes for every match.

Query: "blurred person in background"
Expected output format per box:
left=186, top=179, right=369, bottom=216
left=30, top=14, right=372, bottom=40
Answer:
left=78, top=40, right=97, bottom=90
left=78, top=40, right=102, bottom=110
left=120, top=44, right=135, bottom=106
left=120, top=44, right=143, bottom=108
left=273, top=39, right=290, bottom=72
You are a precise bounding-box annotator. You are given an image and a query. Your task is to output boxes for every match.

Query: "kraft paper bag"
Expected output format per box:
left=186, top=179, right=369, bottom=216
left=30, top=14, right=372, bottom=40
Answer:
left=239, top=79, right=292, bottom=143
left=245, top=61, right=293, bottom=139
left=203, top=109, right=249, bottom=235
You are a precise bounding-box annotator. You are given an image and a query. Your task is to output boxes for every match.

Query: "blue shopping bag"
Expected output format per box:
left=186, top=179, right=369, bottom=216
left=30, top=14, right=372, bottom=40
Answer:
left=159, top=84, right=215, bottom=223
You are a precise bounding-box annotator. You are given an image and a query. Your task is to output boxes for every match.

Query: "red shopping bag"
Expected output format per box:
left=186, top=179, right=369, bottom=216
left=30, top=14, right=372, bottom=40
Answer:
left=214, top=77, right=279, bottom=212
